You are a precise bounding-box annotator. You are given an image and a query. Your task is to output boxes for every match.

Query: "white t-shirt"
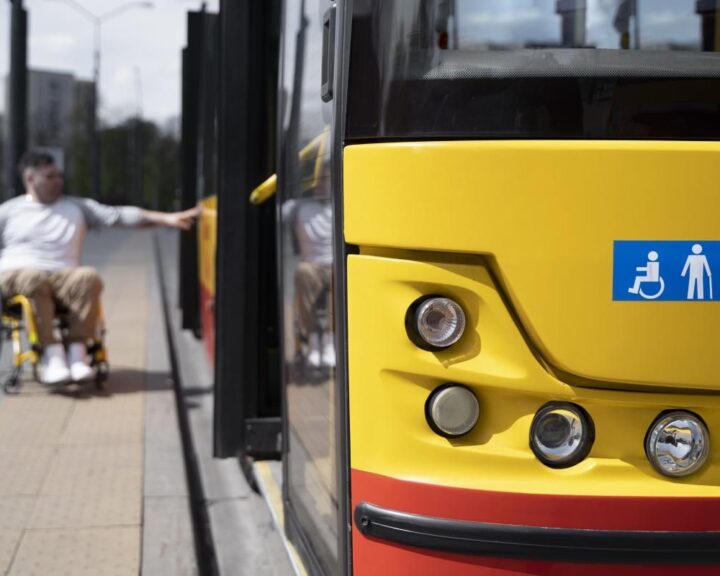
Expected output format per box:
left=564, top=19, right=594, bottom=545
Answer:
left=292, top=200, right=333, bottom=265
left=0, top=195, right=144, bottom=273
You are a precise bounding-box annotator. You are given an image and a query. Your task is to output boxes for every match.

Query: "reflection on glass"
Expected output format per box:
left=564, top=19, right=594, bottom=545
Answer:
left=285, top=131, right=335, bottom=373
left=428, top=0, right=708, bottom=51
left=348, top=0, right=720, bottom=140
left=279, top=0, right=337, bottom=568
left=281, top=129, right=337, bottom=572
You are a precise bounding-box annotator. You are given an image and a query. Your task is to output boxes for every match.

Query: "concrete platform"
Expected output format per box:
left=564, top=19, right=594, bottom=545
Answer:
left=155, top=229, right=293, bottom=576
left=0, top=227, right=293, bottom=576
left=0, top=229, right=196, bottom=576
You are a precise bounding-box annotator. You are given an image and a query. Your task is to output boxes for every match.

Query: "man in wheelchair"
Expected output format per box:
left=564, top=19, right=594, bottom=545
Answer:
left=289, top=190, right=335, bottom=370
left=0, top=150, right=198, bottom=385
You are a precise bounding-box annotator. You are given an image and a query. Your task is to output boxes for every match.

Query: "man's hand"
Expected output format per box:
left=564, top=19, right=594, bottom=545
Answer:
left=140, top=206, right=200, bottom=230
left=162, top=206, right=200, bottom=231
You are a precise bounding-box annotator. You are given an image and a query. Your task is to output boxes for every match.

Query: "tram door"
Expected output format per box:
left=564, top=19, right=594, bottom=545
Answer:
left=277, top=0, right=340, bottom=573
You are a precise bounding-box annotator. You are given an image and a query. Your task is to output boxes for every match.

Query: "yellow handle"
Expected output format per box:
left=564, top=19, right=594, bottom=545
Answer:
left=249, top=174, right=277, bottom=204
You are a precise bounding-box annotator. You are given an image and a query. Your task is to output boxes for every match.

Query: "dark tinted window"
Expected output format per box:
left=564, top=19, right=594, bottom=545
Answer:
left=347, top=0, right=720, bottom=140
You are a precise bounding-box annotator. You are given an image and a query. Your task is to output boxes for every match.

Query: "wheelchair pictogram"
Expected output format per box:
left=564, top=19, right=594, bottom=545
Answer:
left=628, top=250, right=665, bottom=300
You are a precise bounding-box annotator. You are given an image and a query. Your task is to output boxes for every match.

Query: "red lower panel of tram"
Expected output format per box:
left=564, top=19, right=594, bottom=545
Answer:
left=199, top=283, right=215, bottom=365
left=351, top=468, right=720, bottom=576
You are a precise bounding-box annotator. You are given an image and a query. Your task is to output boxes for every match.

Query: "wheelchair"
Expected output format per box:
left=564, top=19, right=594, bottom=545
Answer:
left=0, top=294, right=109, bottom=394
left=292, top=287, right=334, bottom=384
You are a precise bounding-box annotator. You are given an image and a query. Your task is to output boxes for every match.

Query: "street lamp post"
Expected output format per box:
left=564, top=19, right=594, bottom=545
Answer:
left=5, top=0, right=28, bottom=199
left=45, top=0, right=152, bottom=200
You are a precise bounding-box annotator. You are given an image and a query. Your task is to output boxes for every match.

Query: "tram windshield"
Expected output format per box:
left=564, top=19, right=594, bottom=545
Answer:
left=347, top=0, right=720, bottom=140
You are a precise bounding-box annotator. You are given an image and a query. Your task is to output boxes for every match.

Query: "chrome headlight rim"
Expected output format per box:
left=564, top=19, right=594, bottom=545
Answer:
left=644, top=410, right=710, bottom=478
left=405, top=294, right=467, bottom=351
left=425, top=383, right=480, bottom=439
left=529, top=401, right=595, bottom=469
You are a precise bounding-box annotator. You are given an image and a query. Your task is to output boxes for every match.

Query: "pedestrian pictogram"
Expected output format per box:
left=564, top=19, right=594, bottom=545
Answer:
left=681, top=244, right=713, bottom=300
left=613, top=241, right=720, bottom=302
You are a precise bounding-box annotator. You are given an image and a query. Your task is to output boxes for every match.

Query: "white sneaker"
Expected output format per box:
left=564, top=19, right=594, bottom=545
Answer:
left=307, top=333, right=322, bottom=368
left=307, top=349, right=322, bottom=368
left=41, top=343, right=71, bottom=385
left=68, top=342, right=93, bottom=382
left=321, top=335, right=336, bottom=367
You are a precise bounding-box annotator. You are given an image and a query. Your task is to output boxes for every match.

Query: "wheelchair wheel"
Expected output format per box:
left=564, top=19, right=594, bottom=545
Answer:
left=95, top=361, right=109, bottom=390
left=3, top=366, right=21, bottom=395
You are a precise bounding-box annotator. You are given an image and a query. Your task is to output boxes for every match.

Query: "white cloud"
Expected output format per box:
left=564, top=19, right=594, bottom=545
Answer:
left=109, top=65, right=134, bottom=91
left=29, top=33, right=76, bottom=52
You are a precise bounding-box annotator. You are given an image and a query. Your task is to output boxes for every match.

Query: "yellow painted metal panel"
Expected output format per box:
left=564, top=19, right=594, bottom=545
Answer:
left=344, top=142, right=720, bottom=390
left=347, top=254, right=720, bottom=496
left=198, top=195, right=217, bottom=296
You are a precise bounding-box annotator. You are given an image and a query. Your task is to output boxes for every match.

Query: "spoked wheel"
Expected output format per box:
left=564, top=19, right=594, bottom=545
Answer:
left=3, top=366, right=22, bottom=395
left=95, top=362, right=109, bottom=390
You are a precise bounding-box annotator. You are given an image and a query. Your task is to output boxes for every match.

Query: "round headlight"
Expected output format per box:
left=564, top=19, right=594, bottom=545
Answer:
left=645, top=411, right=709, bottom=477
left=426, top=385, right=479, bottom=438
left=530, top=402, right=594, bottom=468
left=407, top=296, right=466, bottom=350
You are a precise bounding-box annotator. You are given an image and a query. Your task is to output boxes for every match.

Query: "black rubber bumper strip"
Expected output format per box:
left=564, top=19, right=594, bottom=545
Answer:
left=355, top=502, right=720, bottom=564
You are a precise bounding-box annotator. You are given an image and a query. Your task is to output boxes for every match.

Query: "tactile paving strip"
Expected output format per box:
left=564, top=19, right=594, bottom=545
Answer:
left=7, top=526, right=140, bottom=576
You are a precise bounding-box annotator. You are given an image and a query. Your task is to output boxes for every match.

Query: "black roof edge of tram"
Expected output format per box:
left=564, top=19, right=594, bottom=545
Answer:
left=354, top=502, right=720, bottom=564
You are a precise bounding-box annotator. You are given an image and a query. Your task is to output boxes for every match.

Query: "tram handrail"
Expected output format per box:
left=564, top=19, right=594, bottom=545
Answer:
left=249, top=129, right=329, bottom=205
left=249, top=174, right=277, bottom=204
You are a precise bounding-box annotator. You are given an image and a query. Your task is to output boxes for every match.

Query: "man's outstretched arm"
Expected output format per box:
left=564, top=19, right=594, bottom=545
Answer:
left=136, top=206, right=200, bottom=231
left=76, top=198, right=199, bottom=231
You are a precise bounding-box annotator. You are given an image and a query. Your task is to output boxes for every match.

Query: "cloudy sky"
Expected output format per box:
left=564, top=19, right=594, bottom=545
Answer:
left=0, top=0, right=219, bottom=124
left=455, top=0, right=699, bottom=48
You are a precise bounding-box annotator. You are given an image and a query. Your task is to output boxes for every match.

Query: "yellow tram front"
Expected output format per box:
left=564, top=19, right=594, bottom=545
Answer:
left=275, top=0, right=720, bottom=574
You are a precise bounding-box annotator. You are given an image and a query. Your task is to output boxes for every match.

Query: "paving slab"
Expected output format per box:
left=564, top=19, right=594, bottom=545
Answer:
left=37, top=445, right=143, bottom=499
left=57, top=401, right=144, bottom=445
left=0, top=529, right=21, bottom=572
left=8, top=526, right=140, bottom=576
left=0, top=397, right=73, bottom=447
left=144, top=443, right=189, bottom=498
left=0, top=498, right=35, bottom=530
left=142, top=497, right=198, bottom=576
left=142, top=229, right=198, bottom=575
left=28, top=491, right=142, bottom=529
left=0, top=448, right=55, bottom=497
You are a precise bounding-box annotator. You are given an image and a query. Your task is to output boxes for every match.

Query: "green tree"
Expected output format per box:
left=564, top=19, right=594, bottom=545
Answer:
left=66, top=80, right=94, bottom=198
left=94, top=117, right=179, bottom=209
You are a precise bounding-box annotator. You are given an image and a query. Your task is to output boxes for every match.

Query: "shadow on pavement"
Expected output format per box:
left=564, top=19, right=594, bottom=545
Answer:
left=0, top=367, right=175, bottom=401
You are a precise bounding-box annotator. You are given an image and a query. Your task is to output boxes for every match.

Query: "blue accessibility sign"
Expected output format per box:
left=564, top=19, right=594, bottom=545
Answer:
left=613, top=241, right=720, bottom=301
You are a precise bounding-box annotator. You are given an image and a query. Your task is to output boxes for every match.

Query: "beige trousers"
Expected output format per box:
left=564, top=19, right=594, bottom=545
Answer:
left=0, top=267, right=103, bottom=345
left=294, top=262, right=333, bottom=338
